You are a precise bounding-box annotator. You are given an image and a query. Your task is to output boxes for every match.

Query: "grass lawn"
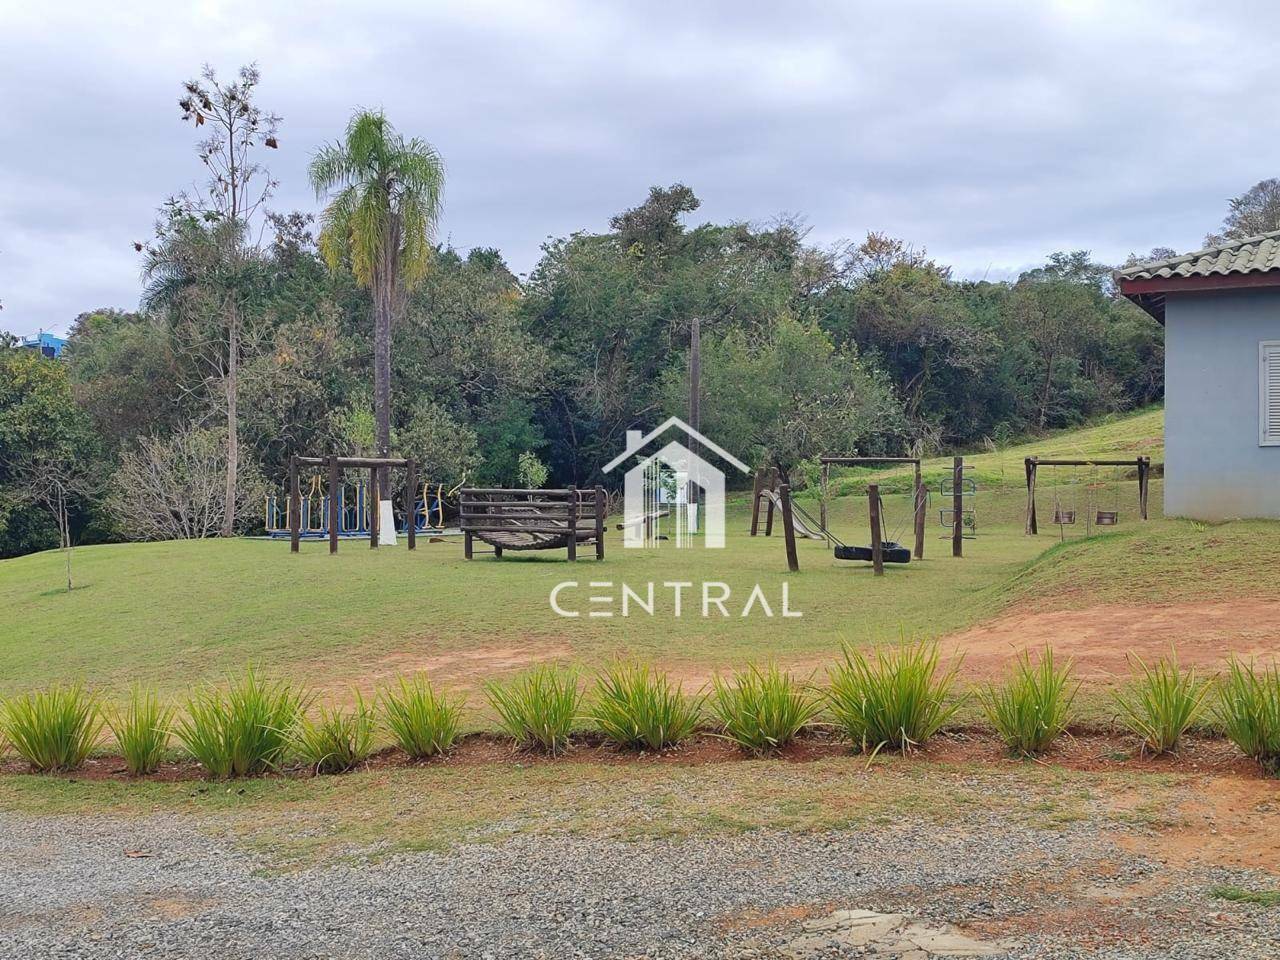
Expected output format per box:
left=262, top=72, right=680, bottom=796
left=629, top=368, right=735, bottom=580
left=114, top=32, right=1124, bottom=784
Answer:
left=0, top=405, right=1276, bottom=711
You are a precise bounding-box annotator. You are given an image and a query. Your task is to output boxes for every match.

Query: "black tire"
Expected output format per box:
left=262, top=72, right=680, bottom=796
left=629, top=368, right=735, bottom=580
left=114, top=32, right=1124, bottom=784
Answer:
left=833, top=541, right=911, bottom=564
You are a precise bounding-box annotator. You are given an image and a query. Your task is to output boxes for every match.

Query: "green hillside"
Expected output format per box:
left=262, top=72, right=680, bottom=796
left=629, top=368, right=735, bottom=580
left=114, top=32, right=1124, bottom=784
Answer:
left=0, top=406, right=1273, bottom=705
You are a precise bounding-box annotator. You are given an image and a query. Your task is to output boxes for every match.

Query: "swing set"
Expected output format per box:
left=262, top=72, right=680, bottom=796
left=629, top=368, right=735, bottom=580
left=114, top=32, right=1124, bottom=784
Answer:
left=753, top=456, right=971, bottom=574
left=1024, top=456, right=1152, bottom=538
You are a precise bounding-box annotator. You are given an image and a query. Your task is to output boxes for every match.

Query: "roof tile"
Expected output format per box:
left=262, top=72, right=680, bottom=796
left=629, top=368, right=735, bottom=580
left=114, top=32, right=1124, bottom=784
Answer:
left=1117, top=229, right=1280, bottom=280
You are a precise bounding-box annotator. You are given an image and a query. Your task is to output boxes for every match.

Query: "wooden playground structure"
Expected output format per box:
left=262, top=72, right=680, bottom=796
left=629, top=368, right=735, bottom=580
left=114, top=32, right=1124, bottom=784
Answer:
left=751, top=457, right=970, bottom=574
left=460, top=487, right=606, bottom=561
left=1024, top=456, right=1152, bottom=536
left=287, top=455, right=424, bottom=553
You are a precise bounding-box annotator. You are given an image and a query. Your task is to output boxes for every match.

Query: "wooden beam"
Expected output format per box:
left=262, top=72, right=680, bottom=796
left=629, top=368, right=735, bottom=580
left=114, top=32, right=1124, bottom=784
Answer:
left=328, top=455, right=339, bottom=554
left=567, top=488, right=578, bottom=561
left=295, top=456, right=412, bottom=469
left=778, top=482, right=800, bottom=573
left=369, top=467, right=379, bottom=550
left=1025, top=457, right=1038, bottom=536
left=749, top=470, right=765, bottom=536
left=868, top=483, right=884, bottom=576
left=912, top=461, right=925, bottom=560
left=764, top=469, right=777, bottom=537
left=952, top=457, right=964, bottom=558
left=819, top=463, right=921, bottom=471
left=820, top=461, right=829, bottom=533
left=289, top=455, right=300, bottom=554
left=594, top=485, right=606, bottom=559
left=405, top=458, right=417, bottom=551
left=1028, top=458, right=1150, bottom=468
left=1139, top=456, right=1150, bottom=520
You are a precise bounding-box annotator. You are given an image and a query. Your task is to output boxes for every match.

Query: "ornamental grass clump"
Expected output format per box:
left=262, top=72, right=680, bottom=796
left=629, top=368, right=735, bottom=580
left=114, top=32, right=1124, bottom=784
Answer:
left=980, top=648, right=1078, bottom=757
left=295, top=693, right=377, bottom=774
left=106, top=687, right=174, bottom=776
left=590, top=662, right=701, bottom=750
left=1216, top=658, right=1280, bottom=773
left=708, top=663, right=819, bottom=755
left=1113, top=654, right=1210, bottom=755
left=380, top=674, right=463, bottom=759
left=485, top=665, right=581, bottom=754
left=175, top=667, right=310, bottom=779
left=1, top=684, right=103, bottom=773
left=826, top=642, right=964, bottom=754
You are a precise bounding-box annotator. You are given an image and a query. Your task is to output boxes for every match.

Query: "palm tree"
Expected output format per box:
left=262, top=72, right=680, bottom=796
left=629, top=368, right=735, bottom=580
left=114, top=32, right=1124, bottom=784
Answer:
left=309, top=110, right=444, bottom=489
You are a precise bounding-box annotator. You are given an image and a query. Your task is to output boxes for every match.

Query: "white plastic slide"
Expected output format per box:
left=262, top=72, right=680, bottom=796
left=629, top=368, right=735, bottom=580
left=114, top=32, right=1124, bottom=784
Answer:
left=760, top=490, right=826, bottom=540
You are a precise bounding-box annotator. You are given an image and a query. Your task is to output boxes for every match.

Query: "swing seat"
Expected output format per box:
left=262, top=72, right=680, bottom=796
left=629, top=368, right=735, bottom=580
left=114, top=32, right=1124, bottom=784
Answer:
left=834, top=541, right=911, bottom=564
left=1052, top=509, right=1077, bottom=525
left=1095, top=510, right=1119, bottom=526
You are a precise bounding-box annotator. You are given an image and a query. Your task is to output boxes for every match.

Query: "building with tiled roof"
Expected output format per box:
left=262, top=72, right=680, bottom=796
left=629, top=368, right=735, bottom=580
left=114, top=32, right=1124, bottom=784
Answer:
left=1117, top=232, right=1280, bottom=519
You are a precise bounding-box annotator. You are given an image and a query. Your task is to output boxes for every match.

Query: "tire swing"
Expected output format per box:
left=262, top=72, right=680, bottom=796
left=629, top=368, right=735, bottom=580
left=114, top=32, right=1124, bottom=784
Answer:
left=833, top=486, right=912, bottom=565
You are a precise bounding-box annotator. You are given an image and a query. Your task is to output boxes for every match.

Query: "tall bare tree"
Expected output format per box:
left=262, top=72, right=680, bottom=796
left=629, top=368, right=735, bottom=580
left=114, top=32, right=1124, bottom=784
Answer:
left=145, top=64, right=279, bottom=536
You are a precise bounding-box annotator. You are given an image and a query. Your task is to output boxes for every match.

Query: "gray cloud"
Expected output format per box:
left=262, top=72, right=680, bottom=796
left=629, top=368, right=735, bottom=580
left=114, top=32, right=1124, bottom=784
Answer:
left=3, top=0, right=1278, bottom=335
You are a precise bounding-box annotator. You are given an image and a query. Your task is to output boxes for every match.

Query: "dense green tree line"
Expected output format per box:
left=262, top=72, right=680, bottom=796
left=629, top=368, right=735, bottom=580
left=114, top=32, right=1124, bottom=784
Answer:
left=2, top=63, right=1204, bottom=559
left=1, top=182, right=1164, bottom=557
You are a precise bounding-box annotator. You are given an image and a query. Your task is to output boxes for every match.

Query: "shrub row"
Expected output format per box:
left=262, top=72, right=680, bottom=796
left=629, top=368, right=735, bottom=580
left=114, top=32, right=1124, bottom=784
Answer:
left=1, top=648, right=1278, bottom=779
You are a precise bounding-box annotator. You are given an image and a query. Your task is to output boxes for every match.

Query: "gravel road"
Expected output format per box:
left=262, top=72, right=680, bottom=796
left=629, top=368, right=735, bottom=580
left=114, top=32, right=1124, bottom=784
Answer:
left=1, top=810, right=1276, bottom=959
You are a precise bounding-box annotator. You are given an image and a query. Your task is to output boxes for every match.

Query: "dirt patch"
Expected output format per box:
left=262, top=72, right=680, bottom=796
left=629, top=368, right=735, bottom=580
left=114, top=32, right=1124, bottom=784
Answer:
left=319, top=641, right=575, bottom=701
left=940, top=599, right=1280, bottom=683
left=1116, top=774, right=1280, bottom=872
left=715, top=902, right=832, bottom=931
left=141, top=895, right=215, bottom=920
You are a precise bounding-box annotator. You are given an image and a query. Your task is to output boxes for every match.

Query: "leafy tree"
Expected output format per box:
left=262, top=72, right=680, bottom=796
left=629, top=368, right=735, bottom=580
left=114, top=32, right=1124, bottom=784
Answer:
left=826, top=233, right=993, bottom=427
left=1205, top=178, right=1280, bottom=245
left=0, top=346, right=102, bottom=563
left=310, top=110, right=445, bottom=493
left=64, top=308, right=188, bottom=453
left=668, top=315, right=905, bottom=478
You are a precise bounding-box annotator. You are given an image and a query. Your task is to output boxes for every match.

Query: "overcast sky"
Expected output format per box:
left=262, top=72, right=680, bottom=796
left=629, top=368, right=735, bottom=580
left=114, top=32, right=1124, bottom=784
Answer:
left=2, top=0, right=1277, bottom=336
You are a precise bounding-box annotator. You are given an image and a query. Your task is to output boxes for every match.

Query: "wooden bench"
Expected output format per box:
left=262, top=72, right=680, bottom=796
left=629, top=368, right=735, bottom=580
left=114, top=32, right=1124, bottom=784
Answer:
left=460, top=487, right=606, bottom=561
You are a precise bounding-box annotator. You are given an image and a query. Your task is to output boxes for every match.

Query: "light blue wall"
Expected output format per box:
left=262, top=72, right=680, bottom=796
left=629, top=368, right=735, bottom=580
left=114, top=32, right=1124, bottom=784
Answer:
left=1164, top=289, right=1280, bottom=519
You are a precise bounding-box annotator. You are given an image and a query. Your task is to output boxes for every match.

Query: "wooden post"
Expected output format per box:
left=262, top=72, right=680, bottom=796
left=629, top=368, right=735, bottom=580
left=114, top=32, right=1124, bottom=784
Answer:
left=327, top=456, right=339, bottom=554
left=464, top=531, right=473, bottom=559
left=868, top=483, right=884, bottom=576
left=1025, top=457, right=1039, bottom=535
left=594, top=485, right=605, bottom=559
left=778, top=482, right=800, bottom=573
left=912, top=461, right=925, bottom=560
left=820, top=461, right=830, bottom=533
left=405, top=459, right=417, bottom=551
left=750, top=470, right=765, bottom=536
left=567, top=487, right=578, bottom=561
left=952, top=456, right=964, bottom=558
left=289, top=455, right=301, bottom=553
left=688, top=315, right=701, bottom=517
left=764, top=469, right=777, bottom=536
left=369, top=467, right=380, bottom=549
left=1138, top=457, right=1150, bottom=520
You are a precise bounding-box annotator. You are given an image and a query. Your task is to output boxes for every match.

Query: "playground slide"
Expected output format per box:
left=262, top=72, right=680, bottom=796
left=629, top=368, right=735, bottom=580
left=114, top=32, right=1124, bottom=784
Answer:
left=760, top=490, right=827, bottom=540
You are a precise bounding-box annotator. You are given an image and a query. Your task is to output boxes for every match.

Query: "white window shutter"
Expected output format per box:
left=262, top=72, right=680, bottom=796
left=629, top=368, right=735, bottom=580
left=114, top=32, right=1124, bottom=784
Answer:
left=1263, top=342, right=1280, bottom=446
